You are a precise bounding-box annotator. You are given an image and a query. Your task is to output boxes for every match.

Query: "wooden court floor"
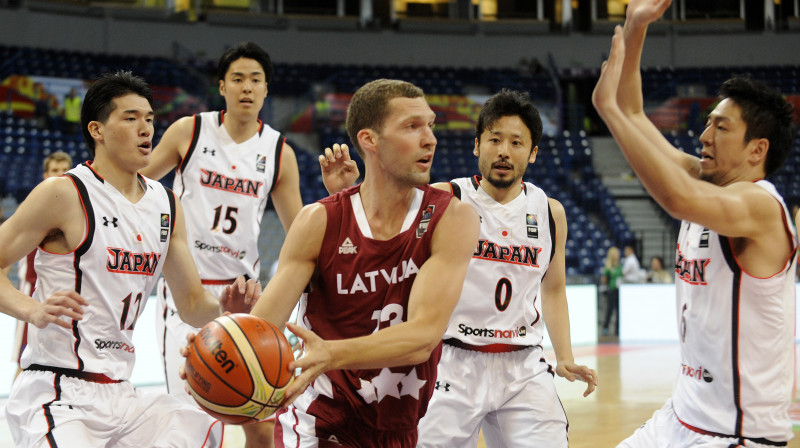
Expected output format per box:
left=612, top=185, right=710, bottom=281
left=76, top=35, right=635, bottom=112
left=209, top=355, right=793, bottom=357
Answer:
left=222, top=342, right=800, bottom=447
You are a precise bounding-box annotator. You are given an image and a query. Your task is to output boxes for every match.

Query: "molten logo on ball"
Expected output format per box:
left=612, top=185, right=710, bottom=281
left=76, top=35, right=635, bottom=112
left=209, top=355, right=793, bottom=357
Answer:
left=197, top=326, right=237, bottom=374
left=185, top=314, right=296, bottom=424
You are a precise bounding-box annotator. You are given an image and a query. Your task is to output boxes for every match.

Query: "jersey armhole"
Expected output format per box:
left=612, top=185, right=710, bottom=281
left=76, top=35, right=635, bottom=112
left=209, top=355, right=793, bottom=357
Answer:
left=449, top=181, right=461, bottom=199
left=177, top=115, right=202, bottom=173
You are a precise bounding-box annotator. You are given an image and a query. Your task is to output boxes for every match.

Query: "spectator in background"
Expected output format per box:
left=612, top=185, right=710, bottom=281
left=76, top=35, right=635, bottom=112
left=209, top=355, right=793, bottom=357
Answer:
left=622, top=245, right=645, bottom=283
left=601, top=246, right=623, bottom=336
left=63, top=87, right=82, bottom=134
left=647, top=256, right=673, bottom=284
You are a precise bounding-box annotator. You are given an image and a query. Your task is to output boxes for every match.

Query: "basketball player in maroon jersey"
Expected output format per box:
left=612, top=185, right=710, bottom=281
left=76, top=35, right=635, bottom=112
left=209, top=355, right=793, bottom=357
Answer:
left=594, top=1, right=797, bottom=445
left=249, top=79, right=480, bottom=446
left=3, top=151, right=73, bottom=379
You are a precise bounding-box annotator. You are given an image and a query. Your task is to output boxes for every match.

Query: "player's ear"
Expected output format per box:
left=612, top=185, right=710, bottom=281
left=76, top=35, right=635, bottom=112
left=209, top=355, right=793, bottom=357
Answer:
left=748, top=137, right=768, bottom=165
left=219, top=80, right=225, bottom=96
left=473, top=138, right=479, bottom=157
left=358, top=129, right=378, bottom=155
left=528, top=145, right=538, bottom=164
left=88, top=121, right=103, bottom=141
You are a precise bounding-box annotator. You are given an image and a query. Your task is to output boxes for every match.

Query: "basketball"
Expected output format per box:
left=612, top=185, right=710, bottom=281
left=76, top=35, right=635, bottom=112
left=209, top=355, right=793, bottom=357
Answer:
left=184, top=313, right=295, bottom=424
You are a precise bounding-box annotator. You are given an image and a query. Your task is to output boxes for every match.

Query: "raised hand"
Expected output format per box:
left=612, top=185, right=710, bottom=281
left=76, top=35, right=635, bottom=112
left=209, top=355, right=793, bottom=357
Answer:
left=592, top=26, right=627, bottom=118
left=219, top=276, right=261, bottom=314
left=319, top=143, right=360, bottom=195
left=556, top=361, right=599, bottom=397
left=626, top=0, right=672, bottom=27
left=29, top=290, right=88, bottom=329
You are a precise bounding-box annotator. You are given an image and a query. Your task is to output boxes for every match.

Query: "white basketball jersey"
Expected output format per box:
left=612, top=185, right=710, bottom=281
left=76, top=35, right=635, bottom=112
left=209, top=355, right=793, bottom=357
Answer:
left=672, top=180, right=797, bottom=442
left=22, top=163, right=175, bottom=380
left=172, top=111, right=284, bottom=280
left=443, top=176, right=554, bottom=347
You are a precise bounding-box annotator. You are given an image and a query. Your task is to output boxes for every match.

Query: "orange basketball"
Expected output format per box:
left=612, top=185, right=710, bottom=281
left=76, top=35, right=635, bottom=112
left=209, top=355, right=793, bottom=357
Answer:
left=184, top=313, right=295, bottom=424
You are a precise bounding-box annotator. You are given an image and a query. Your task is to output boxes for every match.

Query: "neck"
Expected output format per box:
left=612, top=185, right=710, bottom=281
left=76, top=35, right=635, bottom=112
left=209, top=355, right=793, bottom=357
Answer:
left=480, top=178, right=523, bottom=204
left=90, top=158, right=144, bottom=201
left=359, top=173, right=420, bottom=240
left=223, top=111, right=260, bottom=143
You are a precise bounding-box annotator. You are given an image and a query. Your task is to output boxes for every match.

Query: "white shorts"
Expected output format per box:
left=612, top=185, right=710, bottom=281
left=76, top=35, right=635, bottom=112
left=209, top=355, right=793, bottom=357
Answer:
left=6, top=369, right=222, bottom=448
left=416, top=343, right=568, bottom=448
left=618, top=399, right=786, bottom=448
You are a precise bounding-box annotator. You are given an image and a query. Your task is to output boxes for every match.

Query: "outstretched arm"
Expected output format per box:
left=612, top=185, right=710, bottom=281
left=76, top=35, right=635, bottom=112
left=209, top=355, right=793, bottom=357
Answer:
left=617, top=0, right=699, bottom=174
left=593, top=27, right=789, bottom=272
left=541, top=198, right=597, bottom=397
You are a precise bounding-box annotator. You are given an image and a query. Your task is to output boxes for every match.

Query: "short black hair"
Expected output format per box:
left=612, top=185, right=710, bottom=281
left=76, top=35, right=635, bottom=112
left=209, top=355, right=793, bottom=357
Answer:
left=217, top=42, right=274, bottom=84
left=81, top=71, right=153, bottom=157
left=476, top=89, right=543, bottom=152
left=719, top=76, right=795, bottom=177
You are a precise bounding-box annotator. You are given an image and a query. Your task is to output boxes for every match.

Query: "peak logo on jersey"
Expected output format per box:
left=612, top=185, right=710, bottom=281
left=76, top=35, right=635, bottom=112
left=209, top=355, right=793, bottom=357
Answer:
left=681, top=363, right=714, bottom=383
left=94, top=339, right=135, bottom=353
left=197, top=326, right=237, bottom=374
left=106, top=248, right=161, bottom=275
left=339, top=237, right=357, bottom=254
left=675, top=251, right=711, bottom=285
left=417, top=204, right=435, bottom=238
left=472, top=239, right=542, bottom=267
left=202, top=147, right=216, bottom=156
left=336, top=258, right=419, bottom=294
left=256, top=154, right=266, bottom=173
left=199, top=169, right=263, bottom=198
left=457, top=323, right=526, bottom=339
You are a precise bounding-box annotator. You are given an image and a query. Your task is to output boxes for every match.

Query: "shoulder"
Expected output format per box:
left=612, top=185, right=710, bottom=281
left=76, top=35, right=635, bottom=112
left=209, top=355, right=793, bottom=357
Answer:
left=547, top=197, right=566, bottom=219
left=292, top=202, right=328, bottom=235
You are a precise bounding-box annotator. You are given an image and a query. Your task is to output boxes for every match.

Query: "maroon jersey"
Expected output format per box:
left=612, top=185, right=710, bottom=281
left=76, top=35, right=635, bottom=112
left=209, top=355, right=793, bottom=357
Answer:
left=303, top=184, right=452, bottom=433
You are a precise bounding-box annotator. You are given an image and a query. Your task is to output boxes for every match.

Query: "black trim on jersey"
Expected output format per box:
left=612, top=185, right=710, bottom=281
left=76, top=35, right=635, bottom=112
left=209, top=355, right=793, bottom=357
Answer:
left=65, top=173, right=94, bottom=371
left=166, top=187, right=177, bottom=236
left=160, top=297, right=171, bottom=394
left=178, top=115, right=203, bottom=174
left=522, top=183, right=528, bottom=194
left=547, top=201, right=556, bottom=263
left=269, top=135, right=285, bottom=194
left=719, top=234, right=744, bottom=437
left=217, top=110, right=224, bottom=124
left=257, top=119, right=265, bottom=136
left=449, top=181, right=461, bottom=199
left=470, top=175, right=481, bottom=190
left=82, top=162, right=104, bottom=183
left=43, top=373, right=62, bottom=447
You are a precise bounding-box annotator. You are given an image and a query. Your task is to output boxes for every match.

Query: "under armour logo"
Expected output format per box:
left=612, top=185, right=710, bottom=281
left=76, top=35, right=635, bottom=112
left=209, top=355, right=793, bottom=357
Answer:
left=203, top=147, right=216, bottom=156
left=103, top=217, right=118, bottom=227
left=434, top=381, right=450, bottom=392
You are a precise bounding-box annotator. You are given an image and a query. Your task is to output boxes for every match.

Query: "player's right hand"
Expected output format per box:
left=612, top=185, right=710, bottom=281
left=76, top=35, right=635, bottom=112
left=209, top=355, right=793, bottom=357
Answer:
left=30, top=290, right=88, bottom=329
left=319, top=143, right=360, bottom=195
left=179, top=331, right=197, bottom=395
left=280, top=322, right=333, bottom=407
